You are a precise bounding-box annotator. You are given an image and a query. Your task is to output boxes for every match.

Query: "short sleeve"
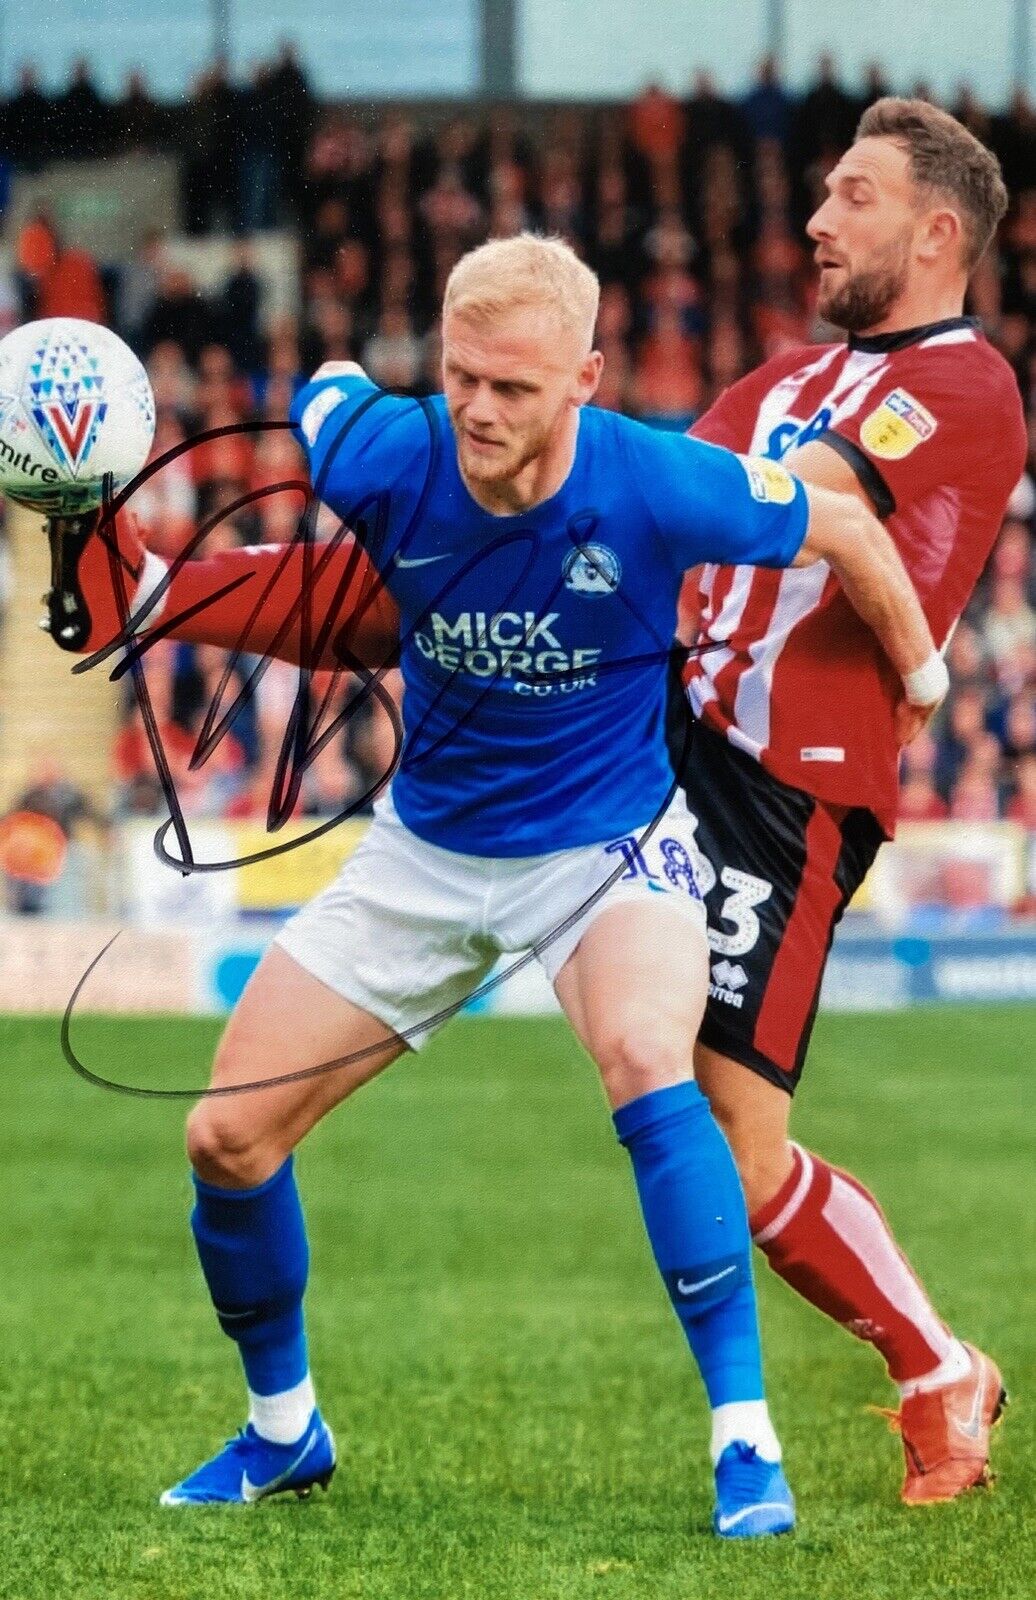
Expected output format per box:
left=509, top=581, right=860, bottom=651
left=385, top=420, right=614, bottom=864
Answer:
left=289, top=375, right=430, bottom=528
left=622, top=423, right=809, bottom=571
left=818, top=347, right=1000, bottom=518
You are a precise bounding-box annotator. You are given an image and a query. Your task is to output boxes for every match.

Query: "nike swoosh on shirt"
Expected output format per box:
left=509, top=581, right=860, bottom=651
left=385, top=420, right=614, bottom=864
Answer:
left=241, top=1426, right=319, bottom=1503
left=675, top=1265, right=738, bottom=1297
left=394, top=553, right=454, bottom=568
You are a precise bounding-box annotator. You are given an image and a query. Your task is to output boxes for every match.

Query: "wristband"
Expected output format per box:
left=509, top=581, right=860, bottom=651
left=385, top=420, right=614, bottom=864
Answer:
left=130, top=548, right=171, bottom=631
left=903, top=652, right=949, bottom=707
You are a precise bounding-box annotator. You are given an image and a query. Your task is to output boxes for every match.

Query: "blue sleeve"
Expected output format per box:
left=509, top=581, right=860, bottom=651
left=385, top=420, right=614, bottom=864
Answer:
left=289, top=374, right=431, bottom=528
left=622, top=423, right=809, bottom=570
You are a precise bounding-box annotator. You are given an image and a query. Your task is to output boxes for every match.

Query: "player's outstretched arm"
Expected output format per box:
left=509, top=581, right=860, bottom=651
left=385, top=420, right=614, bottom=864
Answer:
left=792, top=479, right=948, bottom=722
left=41, top=508, right=400, bottom=669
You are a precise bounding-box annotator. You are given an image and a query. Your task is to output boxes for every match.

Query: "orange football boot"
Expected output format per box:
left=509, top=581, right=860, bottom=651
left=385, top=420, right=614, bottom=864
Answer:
left=878, top=1344, right=1007, bottom=1506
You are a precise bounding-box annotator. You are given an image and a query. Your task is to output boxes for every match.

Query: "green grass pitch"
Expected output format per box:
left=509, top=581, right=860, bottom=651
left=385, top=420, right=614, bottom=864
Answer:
left=0, top=1006, right=1033, bottom=1599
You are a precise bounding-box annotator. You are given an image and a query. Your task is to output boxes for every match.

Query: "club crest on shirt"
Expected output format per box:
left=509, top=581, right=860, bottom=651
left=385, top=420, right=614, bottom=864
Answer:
left=860, top=388, right=937, bottom=460
left=562, top=542, right=621, bottom=596
left=737, top=455, right=797, bottom=505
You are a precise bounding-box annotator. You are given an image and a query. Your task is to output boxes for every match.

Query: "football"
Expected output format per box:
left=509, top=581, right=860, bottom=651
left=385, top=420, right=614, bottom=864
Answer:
left=0, top=317, right=155, bottom=514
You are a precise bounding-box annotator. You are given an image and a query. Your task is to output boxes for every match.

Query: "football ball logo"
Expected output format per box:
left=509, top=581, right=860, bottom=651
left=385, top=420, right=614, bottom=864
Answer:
left=0, top=318, right=155, bottom=513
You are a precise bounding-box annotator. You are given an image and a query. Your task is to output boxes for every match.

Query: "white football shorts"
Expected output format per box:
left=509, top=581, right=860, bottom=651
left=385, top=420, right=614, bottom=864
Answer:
left=275, top=788, right=708, bottom=1046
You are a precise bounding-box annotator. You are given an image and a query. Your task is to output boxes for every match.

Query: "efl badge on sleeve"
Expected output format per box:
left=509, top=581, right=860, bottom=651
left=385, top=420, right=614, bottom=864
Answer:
left=860, top=388, right=937, bottom=460
left=738, top=455, right=797, bottom=504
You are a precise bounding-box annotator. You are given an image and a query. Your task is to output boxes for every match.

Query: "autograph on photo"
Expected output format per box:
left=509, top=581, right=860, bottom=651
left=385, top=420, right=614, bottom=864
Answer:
left=58, top=393, right=704, bottom=1097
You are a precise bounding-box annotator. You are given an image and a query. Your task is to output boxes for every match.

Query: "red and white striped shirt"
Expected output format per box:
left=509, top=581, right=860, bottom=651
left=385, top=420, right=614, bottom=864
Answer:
left=685, top=318, right=1027, bottom=834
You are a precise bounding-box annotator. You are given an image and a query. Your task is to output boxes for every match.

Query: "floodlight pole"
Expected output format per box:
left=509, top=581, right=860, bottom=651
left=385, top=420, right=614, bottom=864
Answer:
left=765, top=0, right=785, bottom=65
left=213, top=0, right=230, bottom=64
left=482, top=0, right=517, bottom=98
left=1013, top=0, right=1031, bottom=94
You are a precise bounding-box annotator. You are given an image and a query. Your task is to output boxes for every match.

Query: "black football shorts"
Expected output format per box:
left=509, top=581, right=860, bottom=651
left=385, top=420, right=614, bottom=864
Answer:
left=666, top=671, right=884, bottom=1093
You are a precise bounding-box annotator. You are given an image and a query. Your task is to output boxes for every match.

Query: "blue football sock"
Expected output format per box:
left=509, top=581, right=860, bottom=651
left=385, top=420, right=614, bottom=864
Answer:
left=191, top=1156, right=310, bottom=1398
left=614, top=1080, right=765, bottom=1408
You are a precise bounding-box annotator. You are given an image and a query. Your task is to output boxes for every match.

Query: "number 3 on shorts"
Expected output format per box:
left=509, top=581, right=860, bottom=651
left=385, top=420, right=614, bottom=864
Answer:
left=683, top=813, right=773, bottom=958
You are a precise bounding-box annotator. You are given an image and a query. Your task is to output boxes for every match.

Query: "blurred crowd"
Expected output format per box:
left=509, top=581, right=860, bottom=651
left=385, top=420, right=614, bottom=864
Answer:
left=0, top=52, right=1033, bottom=862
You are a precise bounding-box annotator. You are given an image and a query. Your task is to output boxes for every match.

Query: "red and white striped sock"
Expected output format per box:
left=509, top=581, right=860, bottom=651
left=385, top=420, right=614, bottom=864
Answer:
left=750, top=1144, right=969, bottom=1394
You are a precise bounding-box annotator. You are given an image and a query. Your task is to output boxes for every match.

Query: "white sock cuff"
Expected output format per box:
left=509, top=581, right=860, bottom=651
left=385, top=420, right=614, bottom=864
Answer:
left=248, top=1372, right=317, bottom=1445
left=710, top=1400, right=782, bottom=1467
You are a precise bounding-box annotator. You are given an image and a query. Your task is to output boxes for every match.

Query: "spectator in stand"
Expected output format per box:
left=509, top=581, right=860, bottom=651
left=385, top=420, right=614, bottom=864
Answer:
left=741, top=56, right=792, bottom=148
left=998, top=691, right=1036, bottom=762
left=248, top=430, right=307, bottom=539
left=265, top=38, right=315, bottom=220
left=301, top=733, right=365, bottom=819
left=237, top=63, right=281, bottom=233
left=304, top=295, right=356, bottom=371
left=793, top=53, right=860, bottom=165
left=1008, top=751, right=1036, bottom=828
left=4, top=65, right=56, bottom=170
left=146, top=340, right=197, bottom=415
left=14, top=212, right=58, bottom=312
left=36, top=229, right=106, bottom=324
left=362, top=305, right=425, bottom=394
left=591, top=282, right=634, bottom=413
left=981, top=574, right=1035, bottom=676
left=899, top=727, right=952, bottom=821
left=628, top=82, right=685, bottom=167
left=115, top=69, right=166, bottom=155
left=859, top=64, right=894, bottom=111
left=118, top=228, right=165, bottom=349
left=631, top=301, right=704, bottom=425
left=944, top=618, right=988, bottom=691
left=991, top=517, right=1033, bottom=599
left=683, top=68, right=749, bottom=160
left=935, top=687, right=990, bottom=802
left=13, top=755, right=101, bottom=839
left=129, top=409, right=198, bottom=559
left=949, top=738, right=1004, bottom=821
left=898, top=772, right=949, bottom=822
left=57, top=59, right=111, bottom=160
left=142, top=267, right=215, bottom=363
left=216, top=243, right=263, bottom=371
left=181, top=57, right=240, bottom=235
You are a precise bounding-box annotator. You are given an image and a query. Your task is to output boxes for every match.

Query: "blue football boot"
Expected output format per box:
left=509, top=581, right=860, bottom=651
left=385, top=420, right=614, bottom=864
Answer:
left=159, top=1409, right=336, bottom=1506
left=712, top=1441, right=795, bottom=1538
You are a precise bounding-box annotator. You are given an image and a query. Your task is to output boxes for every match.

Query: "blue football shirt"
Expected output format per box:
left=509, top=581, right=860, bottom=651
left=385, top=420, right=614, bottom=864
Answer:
left=290, top=376, right=808, bottom=856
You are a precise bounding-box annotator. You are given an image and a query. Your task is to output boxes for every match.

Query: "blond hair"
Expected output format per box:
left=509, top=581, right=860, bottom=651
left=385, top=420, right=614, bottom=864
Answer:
left=443, top=233, right=600, bottom=352
left=856, top=98, right=1008, bottom=269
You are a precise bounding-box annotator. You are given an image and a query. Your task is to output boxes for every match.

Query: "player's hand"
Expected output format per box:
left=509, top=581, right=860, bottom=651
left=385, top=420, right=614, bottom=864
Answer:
left=893, top=695, right=940, bottom=747
left=40, top=507, right=146, bottom=653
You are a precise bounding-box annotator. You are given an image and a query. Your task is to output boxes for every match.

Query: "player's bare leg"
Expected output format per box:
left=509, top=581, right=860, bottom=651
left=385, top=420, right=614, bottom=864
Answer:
left=695, top=1041, right=1006, bottom=1504
left=162, top=947, right=407, bottom=1506
left=555, top=904, right=794, bottom=1537
left=187, top=944, right=405, bottom=1188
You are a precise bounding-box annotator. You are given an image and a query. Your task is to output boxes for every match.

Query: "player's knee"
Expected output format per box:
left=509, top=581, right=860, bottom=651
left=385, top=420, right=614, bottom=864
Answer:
left=710, top=1105, right=791, bottom=1214
left=186, top=1103, right=279, bottom=1187
left=594, top=1013, right=694, bottom=1107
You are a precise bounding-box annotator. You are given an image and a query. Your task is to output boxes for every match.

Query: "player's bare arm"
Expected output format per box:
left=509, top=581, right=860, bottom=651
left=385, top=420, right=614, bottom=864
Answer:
left=784, top=436, right=945, bottom=744
left=792, top=472, right=948, bottom=722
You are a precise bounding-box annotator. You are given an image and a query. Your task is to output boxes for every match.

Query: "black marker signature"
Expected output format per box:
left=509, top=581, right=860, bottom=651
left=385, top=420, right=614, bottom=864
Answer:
left=61, top=385, right=706, bottom=1096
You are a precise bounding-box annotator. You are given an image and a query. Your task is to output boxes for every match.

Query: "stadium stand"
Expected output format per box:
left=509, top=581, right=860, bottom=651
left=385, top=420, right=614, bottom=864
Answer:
left=0, top=54, right=1032, bottom=904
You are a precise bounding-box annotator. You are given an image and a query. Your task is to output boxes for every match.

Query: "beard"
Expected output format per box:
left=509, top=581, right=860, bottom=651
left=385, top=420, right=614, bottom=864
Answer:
left=818, top=236, right=911, bottom=333
left=457, top=413, right=558, bottom=487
